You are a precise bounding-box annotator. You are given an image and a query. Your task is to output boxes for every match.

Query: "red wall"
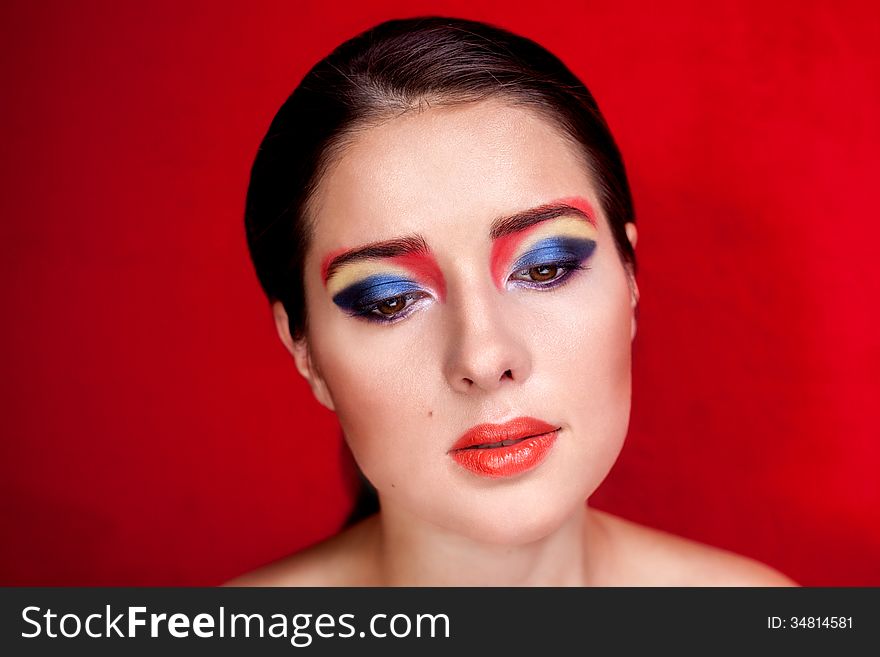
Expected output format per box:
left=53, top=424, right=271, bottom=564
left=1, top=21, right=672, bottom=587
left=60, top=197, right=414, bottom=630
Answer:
left=1, top=0, right=877, bottom=585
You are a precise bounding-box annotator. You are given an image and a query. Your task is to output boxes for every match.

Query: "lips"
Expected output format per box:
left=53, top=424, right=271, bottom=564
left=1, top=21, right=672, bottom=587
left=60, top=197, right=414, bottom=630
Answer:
left=449, top=416, right=560, bottom=478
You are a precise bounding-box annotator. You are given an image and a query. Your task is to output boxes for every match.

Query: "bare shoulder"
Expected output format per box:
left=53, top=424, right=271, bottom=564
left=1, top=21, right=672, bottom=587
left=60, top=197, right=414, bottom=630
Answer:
left=589, top=508, right=798, bottom=587
left=221, top=516, right=379, bottom=587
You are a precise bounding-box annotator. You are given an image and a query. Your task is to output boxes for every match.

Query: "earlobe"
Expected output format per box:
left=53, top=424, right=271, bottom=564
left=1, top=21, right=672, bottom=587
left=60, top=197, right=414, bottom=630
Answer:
left=630, top=280, right=639, bottom=341
left=271, top=301, right=336, bottom=412
left=623, top=223, right=639, bottom=340
left=272, top=301, right=297, bottom=356
left=625, top=222, right=638, bottom=250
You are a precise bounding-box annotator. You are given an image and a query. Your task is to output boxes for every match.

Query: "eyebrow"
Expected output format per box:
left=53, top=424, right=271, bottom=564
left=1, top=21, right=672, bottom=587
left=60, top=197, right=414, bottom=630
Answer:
left=321, top=236, right=431, bottom=284
left=320, top=197, right=597, bottom=285
left=490, top=197, right=597, bottom=240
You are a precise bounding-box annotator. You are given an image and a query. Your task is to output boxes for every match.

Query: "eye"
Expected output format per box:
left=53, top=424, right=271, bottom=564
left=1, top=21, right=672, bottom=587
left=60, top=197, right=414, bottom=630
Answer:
left=376, top=295, right=409, bottom=316
left=506, top=237, right=597, bottom=290
left=515, top=264, right=562, bottom=283
left=509, top=261, right=586, bottom=288
left=358, top=291, right=430, bottom=323
left=332, top=275, right=431, bottom=324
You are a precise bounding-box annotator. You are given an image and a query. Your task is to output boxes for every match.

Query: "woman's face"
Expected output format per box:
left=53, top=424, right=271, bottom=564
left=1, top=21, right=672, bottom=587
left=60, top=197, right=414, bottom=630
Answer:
left=278, top=98, right=638, bottom=544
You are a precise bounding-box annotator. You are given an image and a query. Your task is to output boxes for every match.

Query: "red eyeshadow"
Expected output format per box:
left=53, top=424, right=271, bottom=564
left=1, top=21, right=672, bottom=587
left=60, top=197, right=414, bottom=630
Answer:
left=489, top=196, right=598, bottom=289
left=320, top=247, right=349, bottom=285
left=390, top=251, right=447, bottom=301
left=556, top=196, right=598, bottom=226
left=490, top=223, right=546, bottom=288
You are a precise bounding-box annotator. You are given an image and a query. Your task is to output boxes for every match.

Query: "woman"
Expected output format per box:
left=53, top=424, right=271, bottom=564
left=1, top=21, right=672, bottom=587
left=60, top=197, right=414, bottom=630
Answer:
left=227, top=17, right=796, bottom=586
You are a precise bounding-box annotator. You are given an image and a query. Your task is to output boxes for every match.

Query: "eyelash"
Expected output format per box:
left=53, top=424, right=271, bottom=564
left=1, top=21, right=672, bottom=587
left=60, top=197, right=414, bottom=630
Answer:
left=352, top=259, right=590, bottom=325
left=508, top=259, right=590, bottom=290
left=351, top=290, right=431, bottom=324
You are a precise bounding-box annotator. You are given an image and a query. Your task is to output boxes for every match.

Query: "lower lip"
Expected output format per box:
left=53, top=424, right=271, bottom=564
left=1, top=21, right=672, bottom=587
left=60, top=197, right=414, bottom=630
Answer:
left=449, top=430, right=559, bottom=478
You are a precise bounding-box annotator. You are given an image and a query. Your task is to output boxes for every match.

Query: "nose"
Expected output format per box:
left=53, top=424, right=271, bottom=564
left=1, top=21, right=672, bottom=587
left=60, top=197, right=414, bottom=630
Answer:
left=443, top=283, right=532, bottom=394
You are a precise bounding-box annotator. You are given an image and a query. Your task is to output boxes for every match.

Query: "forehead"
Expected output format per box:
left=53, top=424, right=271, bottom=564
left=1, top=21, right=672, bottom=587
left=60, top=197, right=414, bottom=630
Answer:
left=308, top=98, right=601, bottom=254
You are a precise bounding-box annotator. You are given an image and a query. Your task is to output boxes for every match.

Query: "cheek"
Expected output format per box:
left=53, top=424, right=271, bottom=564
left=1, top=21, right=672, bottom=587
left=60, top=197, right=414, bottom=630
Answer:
left=516, top=258, right=632, bottom=485
left=309, top=321, right=437, bottom=480
left=569, top=285, right=632, bottom=400
left=535, top=260, right=632, bottom=382
left=558, top=267, right=634, bottom=477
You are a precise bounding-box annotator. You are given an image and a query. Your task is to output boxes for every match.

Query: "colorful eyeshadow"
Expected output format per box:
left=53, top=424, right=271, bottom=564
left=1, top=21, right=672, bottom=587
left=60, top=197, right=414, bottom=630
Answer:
left=510, top=236, right=596, bottom=273
left=322, top=197, right=598, bottom=320
left=492, top=215, right=598, bottom=288
left=323, top=251, right=445, bottom=303
left=555, top=196, right=597, bottom=222
left=331, top=274, right=425, bottom=313
left=386, top=252, right=446, bottom=300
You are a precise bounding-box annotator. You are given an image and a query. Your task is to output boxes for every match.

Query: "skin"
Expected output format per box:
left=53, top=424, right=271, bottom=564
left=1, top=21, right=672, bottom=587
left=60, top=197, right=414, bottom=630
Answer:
left=226, top=98, right=797, bottom=586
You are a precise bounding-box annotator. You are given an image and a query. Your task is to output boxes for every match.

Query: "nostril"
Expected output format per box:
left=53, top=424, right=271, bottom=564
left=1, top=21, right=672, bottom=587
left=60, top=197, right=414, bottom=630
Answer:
left=502, top=369, right=513, bottom=380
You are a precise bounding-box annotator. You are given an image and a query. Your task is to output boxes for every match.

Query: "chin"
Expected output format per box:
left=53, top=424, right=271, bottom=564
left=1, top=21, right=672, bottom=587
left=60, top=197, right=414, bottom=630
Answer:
left=452, top=458, right=618, bottom=546
left=434, top=489, right=586, bottom=546
left=480, top=506, right=579, bottom=546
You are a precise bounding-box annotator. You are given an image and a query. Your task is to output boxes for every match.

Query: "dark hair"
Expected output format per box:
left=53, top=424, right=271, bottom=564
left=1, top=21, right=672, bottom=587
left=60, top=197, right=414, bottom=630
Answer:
left=245, top=16, right=636, bottom=341
left=244, top=16, right=637, bottom=526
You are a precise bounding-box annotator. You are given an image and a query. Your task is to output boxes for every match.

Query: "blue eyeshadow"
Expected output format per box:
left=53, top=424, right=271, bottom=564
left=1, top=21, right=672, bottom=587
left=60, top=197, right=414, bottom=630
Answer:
left=332, top=274, right=424, bottom=312
left=511, top=236, right=596, bottom=272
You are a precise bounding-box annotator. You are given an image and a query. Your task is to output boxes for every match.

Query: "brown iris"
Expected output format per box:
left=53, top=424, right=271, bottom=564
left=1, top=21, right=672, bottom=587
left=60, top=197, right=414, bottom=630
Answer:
left=377, top=296, right=406, bottom=315
left=527, top=265, right=559, bottom=282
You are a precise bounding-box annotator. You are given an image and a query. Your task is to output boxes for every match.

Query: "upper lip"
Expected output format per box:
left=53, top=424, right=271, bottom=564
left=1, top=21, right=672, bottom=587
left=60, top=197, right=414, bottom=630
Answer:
left=449, top=416, right=560, bottom=452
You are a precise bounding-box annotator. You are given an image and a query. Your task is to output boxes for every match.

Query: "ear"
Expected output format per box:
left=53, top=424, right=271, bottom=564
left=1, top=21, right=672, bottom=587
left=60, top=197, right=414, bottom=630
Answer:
left=624, top=223, right=640, bottom=341
left=271, top=301, right=336, bottom=412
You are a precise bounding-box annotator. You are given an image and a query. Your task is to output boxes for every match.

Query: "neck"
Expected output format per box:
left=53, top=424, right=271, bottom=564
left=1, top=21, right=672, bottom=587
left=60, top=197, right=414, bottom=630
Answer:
left=370, top=501, right=600, bottom=586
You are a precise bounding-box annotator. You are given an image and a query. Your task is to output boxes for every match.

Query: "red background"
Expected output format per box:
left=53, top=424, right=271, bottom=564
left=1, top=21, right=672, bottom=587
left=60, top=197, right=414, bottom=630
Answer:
left=1, top=0, right=877, bottom=586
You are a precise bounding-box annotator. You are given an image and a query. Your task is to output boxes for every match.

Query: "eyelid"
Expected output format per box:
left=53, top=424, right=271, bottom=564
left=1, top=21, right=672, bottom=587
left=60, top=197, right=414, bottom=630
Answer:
left=331, top=276, right=428, bottom=312
left=358, top=291, right=431, bottom=324
left=509, top=237, right=597, bottom=275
